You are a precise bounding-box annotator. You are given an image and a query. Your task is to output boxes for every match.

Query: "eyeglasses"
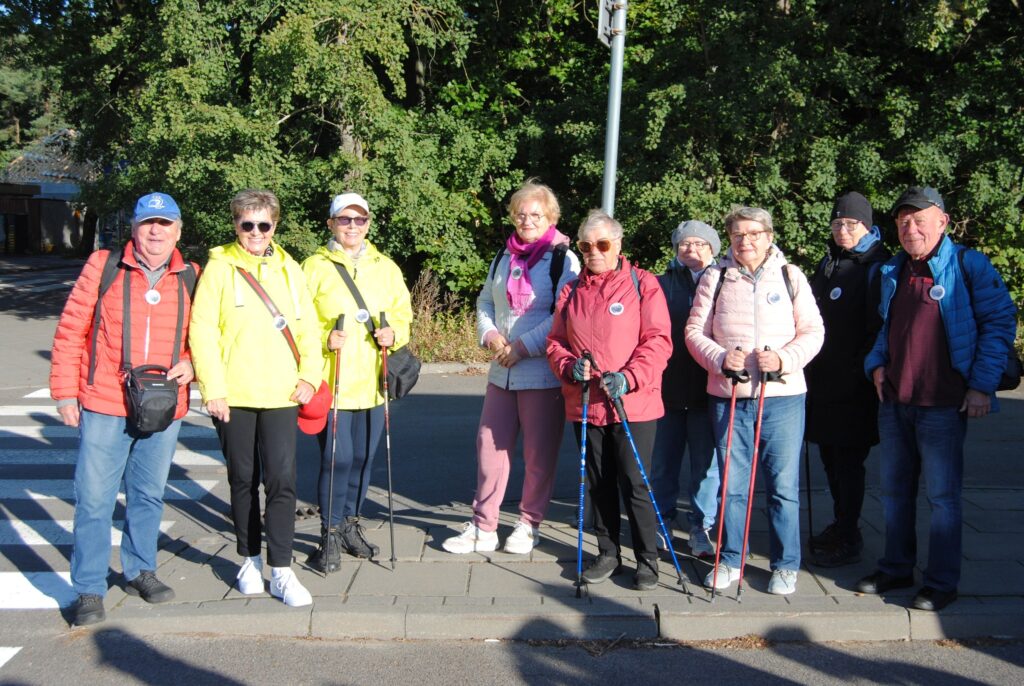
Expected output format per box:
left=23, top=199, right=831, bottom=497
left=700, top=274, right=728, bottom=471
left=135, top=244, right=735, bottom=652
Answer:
left=332, top=215, right=369, bottom=227
left=239, top=221, right=273, bottom=233
left=515, top=212, right=545, bottom=224
left=730, top=230, right=768, bottom=243
left=577, top=238, right=616, bottom=253
left=679, top=240, right=709, bottom=250
left=830, top=219, right=862, bottom=233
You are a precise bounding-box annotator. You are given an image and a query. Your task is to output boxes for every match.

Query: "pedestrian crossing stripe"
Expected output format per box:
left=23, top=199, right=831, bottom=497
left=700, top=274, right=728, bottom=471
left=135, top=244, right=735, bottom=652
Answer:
left=0, top=647, right=21, bottom=670
left=0, top=572, right=75, bottom=609
left=0, top=448, right=224, bottom=466
left=0, top=480, right=219, bottom=501
left=23, top=388, right=205, bottom=400
left=0, top=520, right=176, bottom=546
left=0, top=406, right=211, bottom=418
left=0, top=425, right=215, bottom=439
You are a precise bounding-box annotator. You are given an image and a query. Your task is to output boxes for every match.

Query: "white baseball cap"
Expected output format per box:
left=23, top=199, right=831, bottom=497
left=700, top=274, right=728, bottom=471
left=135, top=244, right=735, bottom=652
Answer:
left=329, top=192, right=369, bottom=217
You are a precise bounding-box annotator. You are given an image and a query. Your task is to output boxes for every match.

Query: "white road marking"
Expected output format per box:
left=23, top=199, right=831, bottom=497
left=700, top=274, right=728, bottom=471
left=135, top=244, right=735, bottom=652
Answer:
left=0, top=448, right=224, bottom=466
left=0, top=571, right=75, bottom=609
left=0, top=405, right=211, bottom=418
left=0, top=480, right=219, bottom=500
left=0, top=520, right=175, bottom=546
left=22, top=388, right=204, bottom=400
left=0, top=425, right=215, bottom=439
left=0, top=647, right=21, bottom=669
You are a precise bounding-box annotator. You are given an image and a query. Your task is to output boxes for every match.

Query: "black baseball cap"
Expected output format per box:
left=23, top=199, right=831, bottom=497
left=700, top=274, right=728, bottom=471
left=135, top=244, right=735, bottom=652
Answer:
left=892, top=186, right=945, bottom=215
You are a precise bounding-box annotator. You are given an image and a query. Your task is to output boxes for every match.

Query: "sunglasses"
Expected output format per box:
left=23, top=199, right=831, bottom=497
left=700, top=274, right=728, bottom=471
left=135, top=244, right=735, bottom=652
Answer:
left=239, top=221, right=273, bottom=233
left=332, top=216, right=369, bottom=227
left=577, top=238, right=615, bottom=253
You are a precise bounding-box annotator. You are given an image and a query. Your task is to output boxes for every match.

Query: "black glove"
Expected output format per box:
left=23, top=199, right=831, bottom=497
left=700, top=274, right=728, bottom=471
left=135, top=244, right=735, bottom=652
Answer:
left=601, top=371, right=629, bottom=399
left=572, top=357, right=589, bottom=382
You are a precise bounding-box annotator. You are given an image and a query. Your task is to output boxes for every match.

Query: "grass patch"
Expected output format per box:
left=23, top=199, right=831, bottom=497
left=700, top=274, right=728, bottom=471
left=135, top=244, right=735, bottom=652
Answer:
left=409, top=270, right=491, bottom=364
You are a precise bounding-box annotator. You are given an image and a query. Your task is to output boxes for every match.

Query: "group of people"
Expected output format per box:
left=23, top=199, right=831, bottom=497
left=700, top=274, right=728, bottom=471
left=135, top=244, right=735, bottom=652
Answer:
left=51, top=179, right=1017, bottom=627
left=52, top=189, right=411, bottom=625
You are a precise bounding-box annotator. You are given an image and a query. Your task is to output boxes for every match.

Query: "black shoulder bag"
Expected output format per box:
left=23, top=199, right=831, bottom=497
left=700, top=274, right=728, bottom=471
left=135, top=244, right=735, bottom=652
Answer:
left=334, top=263, right=421, bottom=399
left=121, top=269, right=186, bottom=433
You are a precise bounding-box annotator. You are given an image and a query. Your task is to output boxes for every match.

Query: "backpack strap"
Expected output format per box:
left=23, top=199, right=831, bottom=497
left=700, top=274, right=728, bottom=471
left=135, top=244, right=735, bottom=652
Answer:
left=487, top=246, right=504, bottom=282
left=87, top=248, right=124, bottom=385
left=547, top=243, right=569, bottom=314
left=781, top=263, right=796, bottom=302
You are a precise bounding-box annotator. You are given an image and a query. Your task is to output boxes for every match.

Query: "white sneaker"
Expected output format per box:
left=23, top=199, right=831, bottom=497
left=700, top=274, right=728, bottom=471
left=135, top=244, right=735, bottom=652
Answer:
left=703, top=563, right=740, bottom=590
left=269, top=567, right=312, bottom=607
left=689, top=526, right=715, bottom=559
left=768, top=569, right=798, bottom=595
left=236, top=556, right=264, bottom=595
left=503, top=521, right=540, bottom=554
left=442, top=521, right=499, bottom=554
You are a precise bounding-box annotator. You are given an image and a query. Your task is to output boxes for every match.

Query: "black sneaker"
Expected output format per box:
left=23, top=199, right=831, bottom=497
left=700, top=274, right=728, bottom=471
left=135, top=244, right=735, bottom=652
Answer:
left=912, top=586, right=958, bottom=612
left=634, top=559, right=658, bottom=591
left=856, top=570, right=914, bottom=594
left=124, top=571, right=175, bottom=603
left=580, top=554, right=622, bottom=584
left=809, top=540, right=862, bottom=568
left=307, top=528, right=343, bottom=573
left=808, top=522, right=842, bottom=552
left=341, top=517, right=380, bottom=559
left=72, top=594, right=106, bottom=626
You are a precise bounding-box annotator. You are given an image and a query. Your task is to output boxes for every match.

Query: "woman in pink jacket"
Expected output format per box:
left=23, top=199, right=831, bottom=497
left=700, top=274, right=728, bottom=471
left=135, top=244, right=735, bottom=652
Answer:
left=547, top=209, right=672, bottom=591
left=685, top=206, right=824, bottom=596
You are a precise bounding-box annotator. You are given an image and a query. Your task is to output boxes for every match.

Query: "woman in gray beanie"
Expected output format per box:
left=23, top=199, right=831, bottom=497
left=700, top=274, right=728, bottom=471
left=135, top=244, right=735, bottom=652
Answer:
left=650, top=220, right=721, bottom=559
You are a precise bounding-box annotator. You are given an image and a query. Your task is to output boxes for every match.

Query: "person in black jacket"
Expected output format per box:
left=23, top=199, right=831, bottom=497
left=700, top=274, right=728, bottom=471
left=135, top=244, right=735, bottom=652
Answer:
left=651, top=220, right=721, bottom=558
left=804, top=192, right=891, bottom=566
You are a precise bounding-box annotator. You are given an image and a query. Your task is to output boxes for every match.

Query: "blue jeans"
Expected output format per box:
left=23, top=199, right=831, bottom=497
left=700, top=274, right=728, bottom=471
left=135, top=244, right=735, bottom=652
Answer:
left=877, top=402, right=966, bottom=592
left=651, top=407, right=718, bottom=529
left=710, top=394, right=804, bottom=571
left=71, top=410, right=180, bottom=597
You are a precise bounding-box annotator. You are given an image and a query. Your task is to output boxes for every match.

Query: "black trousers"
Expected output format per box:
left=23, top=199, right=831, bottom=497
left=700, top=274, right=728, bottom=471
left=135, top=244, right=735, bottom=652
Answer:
left=818, top=443, right=870, bottom=539
left=214, top=406, right=298, bottom=568
left=574, top=419, right=658, bottom=563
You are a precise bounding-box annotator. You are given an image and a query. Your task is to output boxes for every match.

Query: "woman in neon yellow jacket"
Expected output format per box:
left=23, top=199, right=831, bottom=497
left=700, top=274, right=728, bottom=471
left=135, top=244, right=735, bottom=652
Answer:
left=300, top=192, right=412, bottom=572
left=189, top=189, right=322, bottom=607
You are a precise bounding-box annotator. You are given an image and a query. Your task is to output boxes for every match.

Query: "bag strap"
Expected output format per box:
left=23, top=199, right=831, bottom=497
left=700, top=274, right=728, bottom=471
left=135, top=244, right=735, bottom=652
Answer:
left=118, top=267, right=185, bottom=373
left=235, top=267, right=301, bottom=367
left=87, top=248, right=123, bottom=384
left=333, top=262, right=382, bottom=349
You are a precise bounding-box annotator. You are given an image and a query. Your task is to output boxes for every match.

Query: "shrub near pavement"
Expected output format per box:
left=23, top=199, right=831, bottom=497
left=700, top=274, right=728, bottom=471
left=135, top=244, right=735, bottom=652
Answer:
left=409, top=270, right=491, bottom=365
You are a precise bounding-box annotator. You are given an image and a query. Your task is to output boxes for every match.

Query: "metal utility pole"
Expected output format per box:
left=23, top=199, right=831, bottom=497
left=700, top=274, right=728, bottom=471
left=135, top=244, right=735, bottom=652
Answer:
left=598, top=0, right=627, bottom=217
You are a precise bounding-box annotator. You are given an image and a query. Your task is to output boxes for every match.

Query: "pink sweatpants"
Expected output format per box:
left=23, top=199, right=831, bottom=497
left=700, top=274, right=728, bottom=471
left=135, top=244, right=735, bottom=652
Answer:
left=472, top=384, right=565, bottom=532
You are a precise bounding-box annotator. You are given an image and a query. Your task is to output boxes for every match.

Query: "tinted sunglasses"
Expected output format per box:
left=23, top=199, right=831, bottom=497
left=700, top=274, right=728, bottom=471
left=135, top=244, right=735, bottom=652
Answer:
left=239, top=221, right=273, bottom=233
left=332, top=216, right=369, bottom=227
left=577, top=238, right=615, bottom=253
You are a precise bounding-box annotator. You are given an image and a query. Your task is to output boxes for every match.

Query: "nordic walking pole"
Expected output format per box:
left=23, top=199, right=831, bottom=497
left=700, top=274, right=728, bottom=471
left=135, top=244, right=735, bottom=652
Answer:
left=324, top=313, right=345, bottom=577
left=575, top=356, right=591, bottom=598
left=711, top=348, right=749, bottom=602
left=736, top=346, right=771, bottom=602
left=379, top=312, right=397, bottom=570
left=804, top=440, right=813, bottom=551
left=584, top=353, right=689, bottom=596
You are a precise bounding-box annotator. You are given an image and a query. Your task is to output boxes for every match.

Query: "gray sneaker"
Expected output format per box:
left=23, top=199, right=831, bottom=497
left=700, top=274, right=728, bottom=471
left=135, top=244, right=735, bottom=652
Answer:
left=768, top=569, right=798, bottom=595
left=688, top=526, right=715, bottom=559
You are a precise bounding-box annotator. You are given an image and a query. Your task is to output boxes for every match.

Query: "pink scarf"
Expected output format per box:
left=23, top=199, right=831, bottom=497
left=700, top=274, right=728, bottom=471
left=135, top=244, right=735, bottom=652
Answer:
left=506, top=225, right=564, bottom=315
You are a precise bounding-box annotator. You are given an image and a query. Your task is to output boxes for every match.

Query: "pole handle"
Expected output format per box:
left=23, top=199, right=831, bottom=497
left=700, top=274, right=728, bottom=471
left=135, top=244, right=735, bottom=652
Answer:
left=379, top=311, right=389, bottom=329
left=335, top=314, right=345, bottom=331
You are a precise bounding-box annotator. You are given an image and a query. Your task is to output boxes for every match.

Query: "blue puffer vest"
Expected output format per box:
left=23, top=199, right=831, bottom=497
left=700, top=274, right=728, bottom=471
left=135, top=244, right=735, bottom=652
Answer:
left=865, top=236, right=1017, bottom=405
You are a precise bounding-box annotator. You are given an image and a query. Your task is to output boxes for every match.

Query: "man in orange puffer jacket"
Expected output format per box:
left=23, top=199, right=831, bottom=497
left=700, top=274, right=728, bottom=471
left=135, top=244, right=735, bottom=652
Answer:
left=50, top=192, right=198, bottom=627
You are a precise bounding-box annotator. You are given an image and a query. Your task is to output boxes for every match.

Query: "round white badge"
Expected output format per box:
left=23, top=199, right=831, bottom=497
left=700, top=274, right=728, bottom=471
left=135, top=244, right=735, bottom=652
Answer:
left=272, top=315, right=287, bottom=331
left=144, top=289, right=161, bottom=305
left=767, top=291, right=782, bottom=305
left=929, top=285, right=946, bottom=301
left=510, top=266, right=524, bottom=280
left=354, top=309, right=370, bottom=324
left=609, top=302, right=625, bottom=316
left=830, top=287, right=842, bottom=301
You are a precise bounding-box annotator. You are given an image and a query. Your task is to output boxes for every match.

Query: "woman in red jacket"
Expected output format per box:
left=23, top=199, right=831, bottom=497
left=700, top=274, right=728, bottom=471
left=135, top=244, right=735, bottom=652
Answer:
left=547, top=209, right=672, bottom=590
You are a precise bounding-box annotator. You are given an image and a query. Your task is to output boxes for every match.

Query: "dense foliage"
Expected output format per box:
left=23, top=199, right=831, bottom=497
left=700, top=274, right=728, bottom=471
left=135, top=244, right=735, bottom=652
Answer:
left=3, top=1, right=1023, bottom=300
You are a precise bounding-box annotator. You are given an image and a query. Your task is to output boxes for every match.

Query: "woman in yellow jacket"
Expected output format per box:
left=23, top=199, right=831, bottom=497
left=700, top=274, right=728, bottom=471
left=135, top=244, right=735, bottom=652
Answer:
left=189, top=189, right=322, bottom=607
left=301, top=192, right=412, bottom=572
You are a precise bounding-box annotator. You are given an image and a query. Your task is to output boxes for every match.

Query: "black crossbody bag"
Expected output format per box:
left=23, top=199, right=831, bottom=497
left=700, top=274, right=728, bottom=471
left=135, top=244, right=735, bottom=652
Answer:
left=120, top=270, right=186, bottom=433
left=334, top=263, right=421, bottom=399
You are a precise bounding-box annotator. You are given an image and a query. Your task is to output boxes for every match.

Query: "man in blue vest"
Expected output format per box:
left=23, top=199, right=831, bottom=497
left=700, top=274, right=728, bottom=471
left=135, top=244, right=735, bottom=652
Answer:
left=858, top=186, right=1016, bottom=611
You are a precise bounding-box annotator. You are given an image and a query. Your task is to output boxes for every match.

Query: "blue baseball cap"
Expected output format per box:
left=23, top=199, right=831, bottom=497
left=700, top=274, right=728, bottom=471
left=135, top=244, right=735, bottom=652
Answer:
left=134, top=192, right=182, bottom=222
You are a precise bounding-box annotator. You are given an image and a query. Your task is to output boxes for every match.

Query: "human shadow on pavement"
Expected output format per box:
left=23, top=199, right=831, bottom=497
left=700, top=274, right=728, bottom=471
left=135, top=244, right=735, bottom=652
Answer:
left=92, top=627, right=246, bottom=686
